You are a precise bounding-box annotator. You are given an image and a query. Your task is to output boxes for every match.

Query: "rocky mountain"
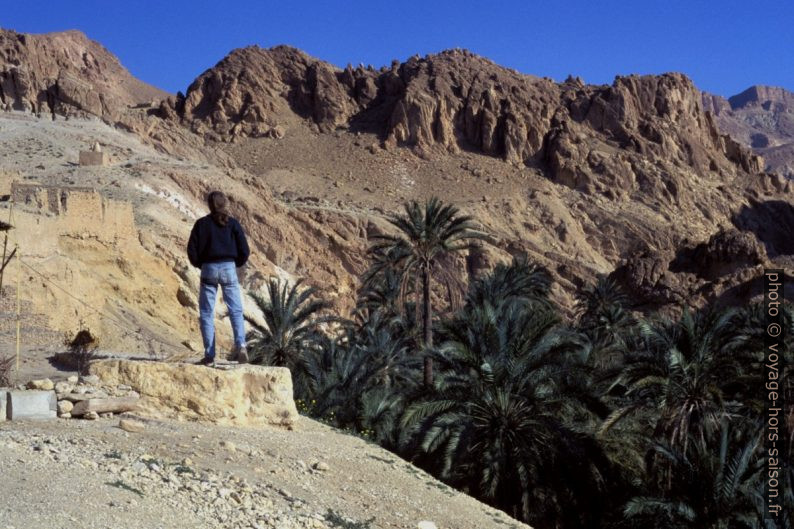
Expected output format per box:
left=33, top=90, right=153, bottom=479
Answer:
left=703, top=85, right=794, bottom=178
left=169, top=45, right=766, bottom=178
left=1, top=28, right=793, bottom=349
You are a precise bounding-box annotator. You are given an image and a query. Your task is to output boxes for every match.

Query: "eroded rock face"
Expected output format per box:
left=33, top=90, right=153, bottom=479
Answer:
left=0, top=29, right=167, bottom=118
left=89, top=360, right=298, bottom=428
left=175, top=45, right=358, bottom=139
left=609, top=247, right=684, bottom=307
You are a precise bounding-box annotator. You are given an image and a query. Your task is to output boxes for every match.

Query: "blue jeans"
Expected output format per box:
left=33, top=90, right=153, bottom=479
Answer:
left=199, top=261, right=245, bottom=360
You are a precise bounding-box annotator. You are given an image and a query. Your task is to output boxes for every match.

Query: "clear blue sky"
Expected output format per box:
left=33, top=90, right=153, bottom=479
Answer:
left=4, top=1, right=793, bottom=96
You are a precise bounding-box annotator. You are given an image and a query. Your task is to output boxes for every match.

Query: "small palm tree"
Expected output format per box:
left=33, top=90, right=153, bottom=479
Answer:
left=576, top=276, right=636, bottom=371
left=466, top=254, right=552, bottom=308
left=624, top=420, right=770, bottom=529
left=357, top=265, right=406, bottom=319
left=369, top=197, right=485, bottom=386
left=299, top=324, right=415, bottom=447
left=246, top=277, right=331, bottom=371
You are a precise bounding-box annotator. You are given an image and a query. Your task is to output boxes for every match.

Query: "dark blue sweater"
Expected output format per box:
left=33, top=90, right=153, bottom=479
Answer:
left=187, top=215, right=250, bottom=268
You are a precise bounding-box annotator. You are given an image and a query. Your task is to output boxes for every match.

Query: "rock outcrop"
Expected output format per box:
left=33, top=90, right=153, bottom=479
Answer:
left=609, top=228, right=777, bottom=310
left=89, top=359, right=299, bottom=428
left=165, top=48, right=765, bottom=188
left=0, top=29, right=167, bottom=118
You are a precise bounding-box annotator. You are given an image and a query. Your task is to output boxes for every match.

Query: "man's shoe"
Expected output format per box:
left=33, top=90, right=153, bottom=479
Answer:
left=197, top=356, right=216, bottom=367
left=237, top=347, right=249, bottom=364
left=231, top=345, right=249, bottom=364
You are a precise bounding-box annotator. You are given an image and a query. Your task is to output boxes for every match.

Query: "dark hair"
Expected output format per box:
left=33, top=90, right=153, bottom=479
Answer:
left=207, top=191, right=230, bottom=226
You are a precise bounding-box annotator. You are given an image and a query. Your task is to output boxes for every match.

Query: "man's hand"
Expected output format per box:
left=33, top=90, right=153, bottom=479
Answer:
left=237, top=264, right=248, bottom=285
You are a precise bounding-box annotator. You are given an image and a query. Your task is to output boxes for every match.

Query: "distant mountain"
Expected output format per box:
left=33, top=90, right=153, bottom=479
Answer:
left=0, top=28, right=168, bottom=118
left=703, top=85, right=794, bottom=178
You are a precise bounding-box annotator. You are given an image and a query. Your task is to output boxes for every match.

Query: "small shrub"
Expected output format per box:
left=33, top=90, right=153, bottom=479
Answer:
left=323, top=509, right=375, bottom=529
left=63, top=324, right=99, bottom=375
left=0, top=353, right=14, bottom=387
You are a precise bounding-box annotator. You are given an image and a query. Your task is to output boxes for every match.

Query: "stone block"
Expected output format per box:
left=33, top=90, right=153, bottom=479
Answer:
left=78, top=151, right=108, bottom=166
left=7, top=390, right=57, bottom=420
left=71, top=396, right=139, bottom=416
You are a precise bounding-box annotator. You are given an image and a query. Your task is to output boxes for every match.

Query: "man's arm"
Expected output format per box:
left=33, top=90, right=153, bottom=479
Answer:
left=187, top=222, right=201, bottom=268
left=233, top=220, right=251, bottom=268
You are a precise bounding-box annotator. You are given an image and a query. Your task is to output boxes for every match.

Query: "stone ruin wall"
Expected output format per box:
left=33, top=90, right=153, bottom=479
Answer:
left=10, top=182, right=137, bottom=243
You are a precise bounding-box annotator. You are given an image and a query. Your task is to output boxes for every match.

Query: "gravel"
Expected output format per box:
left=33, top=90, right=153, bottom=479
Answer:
left=0, top=415, right=528, bottom=529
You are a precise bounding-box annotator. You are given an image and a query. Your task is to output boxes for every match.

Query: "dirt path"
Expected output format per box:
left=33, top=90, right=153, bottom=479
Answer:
left=0, top=414, right=529, bottom=529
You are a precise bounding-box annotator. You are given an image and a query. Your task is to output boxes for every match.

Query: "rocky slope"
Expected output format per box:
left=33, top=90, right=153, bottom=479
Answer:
left=703, top=85, right=794, bottom=178
left=2, top=367, right=525, bottom=528
left=1, top=414, right=525, bottom=529
left=2, top=28, right=793, bottom=333
left=0, top=111, right=375, bottom=360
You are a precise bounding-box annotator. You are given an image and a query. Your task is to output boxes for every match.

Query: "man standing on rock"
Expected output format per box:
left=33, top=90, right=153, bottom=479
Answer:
left=187, top=191, right=250, bottom=366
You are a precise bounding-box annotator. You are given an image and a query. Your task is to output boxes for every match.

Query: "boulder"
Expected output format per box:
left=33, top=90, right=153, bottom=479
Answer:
left=58, top=391, right=109, bottom=402
left=119, top=418, right=145, bottom=433
left=79, top=374, right=101, bottom=385
left=26, top=378, right=54, bottom=391
left=54, top=381, right=73, bottom=394
left=88, top=360, right=298, bottom=428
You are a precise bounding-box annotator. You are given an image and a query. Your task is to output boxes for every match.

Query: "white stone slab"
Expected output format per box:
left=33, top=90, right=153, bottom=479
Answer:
left=7, top=390, right=57, bottom=420
left=0, top=389, right=8, bottom=421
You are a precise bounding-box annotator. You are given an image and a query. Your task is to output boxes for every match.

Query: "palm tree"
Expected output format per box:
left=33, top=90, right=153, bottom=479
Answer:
left=298, top=320, right=417, bottom=447
left=246, top=277, right=332, bottom=371
left=576, top=276, right=635, bottom=371
left=369, top=197, right=485, bottom=386
left=357, top=264, right=406, bottom=319
left=466, top=254, right=552, bottom=308
left=603, top=308, right=748, bottom=456
left=401, top=298, right=611, bottom=526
